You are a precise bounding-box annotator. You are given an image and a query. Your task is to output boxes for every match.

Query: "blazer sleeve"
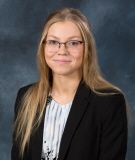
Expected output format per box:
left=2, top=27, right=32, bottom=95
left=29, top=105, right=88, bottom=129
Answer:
left=11, top=85, right=32, bottom=160
left=99, top=93, right=128, bottom=160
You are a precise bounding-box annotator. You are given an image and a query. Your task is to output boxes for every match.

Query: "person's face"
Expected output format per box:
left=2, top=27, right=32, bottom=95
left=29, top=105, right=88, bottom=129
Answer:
left=44, top=21, right=84, bottom=78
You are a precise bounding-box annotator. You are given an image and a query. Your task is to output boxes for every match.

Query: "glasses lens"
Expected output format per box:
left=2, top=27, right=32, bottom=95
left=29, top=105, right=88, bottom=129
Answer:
left=46, top=40, right=59, bottom=52
left=45, top=40, right=83, bottom=52
left=67, top=41, right=82, bottom=49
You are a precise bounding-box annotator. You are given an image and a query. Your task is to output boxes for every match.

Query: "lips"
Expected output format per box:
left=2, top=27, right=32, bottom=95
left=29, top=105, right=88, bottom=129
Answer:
left=53, top=59, right=71, bottom=63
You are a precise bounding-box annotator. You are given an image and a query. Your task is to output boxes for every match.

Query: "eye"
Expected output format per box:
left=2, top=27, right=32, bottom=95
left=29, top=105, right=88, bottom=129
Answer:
left=46, top=40, right=59, bottom=45
left=67, top=40, right=80, bottom=46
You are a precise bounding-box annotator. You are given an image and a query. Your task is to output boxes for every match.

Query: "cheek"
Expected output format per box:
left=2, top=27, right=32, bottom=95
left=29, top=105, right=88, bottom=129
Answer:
left=44, top=48, right=55, bottom=64
left=73, top=49, right=84, bottom=63
left=44, top=48, right=53, bottom=57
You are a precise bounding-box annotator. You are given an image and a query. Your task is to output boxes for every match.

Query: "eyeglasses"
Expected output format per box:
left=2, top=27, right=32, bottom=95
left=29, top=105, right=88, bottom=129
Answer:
left=44, top=40, right=83, bottom=52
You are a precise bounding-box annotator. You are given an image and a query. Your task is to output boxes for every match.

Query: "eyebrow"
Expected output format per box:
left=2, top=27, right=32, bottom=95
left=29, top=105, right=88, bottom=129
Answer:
left=47, top=35, right=82, bottom=40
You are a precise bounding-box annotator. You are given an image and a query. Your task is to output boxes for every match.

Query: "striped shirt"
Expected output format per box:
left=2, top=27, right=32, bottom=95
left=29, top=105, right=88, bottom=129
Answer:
left=41, top=96, right=72, bottom=160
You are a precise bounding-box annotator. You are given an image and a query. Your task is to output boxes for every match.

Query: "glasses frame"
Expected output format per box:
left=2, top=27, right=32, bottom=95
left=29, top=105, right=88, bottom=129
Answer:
left=43, top=39, right=84, bottom=52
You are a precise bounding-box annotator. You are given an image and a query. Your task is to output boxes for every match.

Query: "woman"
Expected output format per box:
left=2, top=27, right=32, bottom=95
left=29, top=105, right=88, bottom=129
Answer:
left=11, top=8, right=127, bottom=160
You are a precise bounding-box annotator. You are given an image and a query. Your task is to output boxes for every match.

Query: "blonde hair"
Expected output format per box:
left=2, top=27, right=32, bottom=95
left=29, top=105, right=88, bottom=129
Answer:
left=14, top=7, right=121, bottom=158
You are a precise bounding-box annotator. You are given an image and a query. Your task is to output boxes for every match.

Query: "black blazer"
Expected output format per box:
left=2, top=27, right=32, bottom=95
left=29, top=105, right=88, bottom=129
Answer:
left=11, top=82, right=127, bottom=160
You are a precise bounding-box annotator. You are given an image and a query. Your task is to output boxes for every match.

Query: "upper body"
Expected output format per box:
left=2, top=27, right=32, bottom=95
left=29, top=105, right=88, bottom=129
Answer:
left=12, top=81, right=127, bottom=160
left=11, top=8, right=128, bottom=160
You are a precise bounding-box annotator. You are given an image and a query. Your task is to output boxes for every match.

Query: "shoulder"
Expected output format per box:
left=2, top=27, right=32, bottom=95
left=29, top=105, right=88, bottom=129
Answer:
left=17, top=83, right=35, bottom=95
left=90, top=87, right=126, bottom=110
left=92, top=88, right=126, bottom=104
left=14, top=83, right=36, bottom=115
left=16, top=82, right=37, bottom=100
left=79, top=82, right=126, bottom=105
left=90, top=88, right=127, bottom=124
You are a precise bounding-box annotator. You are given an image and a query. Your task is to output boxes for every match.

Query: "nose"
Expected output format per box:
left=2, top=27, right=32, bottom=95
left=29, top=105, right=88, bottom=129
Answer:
left=57, top=44, right=68, bottom=55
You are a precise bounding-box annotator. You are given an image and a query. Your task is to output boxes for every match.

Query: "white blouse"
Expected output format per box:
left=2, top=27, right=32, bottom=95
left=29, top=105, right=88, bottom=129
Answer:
left=41, top=96, right=72, bottom=160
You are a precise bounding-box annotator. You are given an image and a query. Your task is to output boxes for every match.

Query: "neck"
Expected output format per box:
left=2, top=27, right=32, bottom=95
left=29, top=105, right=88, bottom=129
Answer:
left=50, top=74, right=81, bottom=104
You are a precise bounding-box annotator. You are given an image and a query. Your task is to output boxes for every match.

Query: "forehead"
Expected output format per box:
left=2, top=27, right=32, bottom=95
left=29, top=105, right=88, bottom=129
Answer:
left=47, top=21, right=82, bottom=39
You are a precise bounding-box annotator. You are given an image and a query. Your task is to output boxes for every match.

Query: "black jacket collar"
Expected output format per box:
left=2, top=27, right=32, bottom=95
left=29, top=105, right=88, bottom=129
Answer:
left=31, top=81, right=92, bottom=160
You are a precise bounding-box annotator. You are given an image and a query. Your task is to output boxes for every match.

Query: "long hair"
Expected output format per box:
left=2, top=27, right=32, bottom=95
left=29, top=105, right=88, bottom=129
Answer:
left=14, top=7, right=121, bottom=157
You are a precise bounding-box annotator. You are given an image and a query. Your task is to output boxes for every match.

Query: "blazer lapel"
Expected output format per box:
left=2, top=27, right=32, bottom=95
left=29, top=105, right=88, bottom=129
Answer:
left=31, top=81, right=92, bottom=160
left=58, top=82, right=92, bottom=160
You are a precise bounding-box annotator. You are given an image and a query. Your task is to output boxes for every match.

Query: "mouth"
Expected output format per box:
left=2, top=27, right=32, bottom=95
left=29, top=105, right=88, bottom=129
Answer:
left=53, top=59, right=71, bottom=64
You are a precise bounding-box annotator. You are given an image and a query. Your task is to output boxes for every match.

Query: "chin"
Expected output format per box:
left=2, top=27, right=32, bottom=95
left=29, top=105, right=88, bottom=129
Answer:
left=52, top=69, right=74, bottom=76
left=54, top=71, right=72, bottom=76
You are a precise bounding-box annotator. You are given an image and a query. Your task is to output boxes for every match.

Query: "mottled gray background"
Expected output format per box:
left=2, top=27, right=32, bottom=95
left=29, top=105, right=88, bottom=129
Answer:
left=0, top=0, right=134, bottom=159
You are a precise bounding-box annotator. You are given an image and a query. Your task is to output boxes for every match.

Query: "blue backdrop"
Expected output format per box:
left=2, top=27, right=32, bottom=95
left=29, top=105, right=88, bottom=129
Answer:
left=0, top=0, right=134, bottom=159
